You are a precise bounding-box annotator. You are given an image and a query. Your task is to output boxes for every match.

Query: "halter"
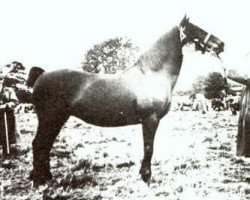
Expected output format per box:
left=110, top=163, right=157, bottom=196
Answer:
left=179, top=25, right=215, bottom=55
left=203, top=33, right=211, bottom=44
left=202, top=33, right=220, bottom=57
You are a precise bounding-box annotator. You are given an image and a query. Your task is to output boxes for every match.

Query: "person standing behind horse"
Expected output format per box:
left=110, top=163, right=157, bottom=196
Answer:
left=0, top=70, right=20, bottom=157
left=226, top=66, right=250, bottom=157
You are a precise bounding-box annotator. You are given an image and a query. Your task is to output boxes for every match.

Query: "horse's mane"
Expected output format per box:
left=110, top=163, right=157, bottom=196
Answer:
left=136, top=26, right=182, bottom=72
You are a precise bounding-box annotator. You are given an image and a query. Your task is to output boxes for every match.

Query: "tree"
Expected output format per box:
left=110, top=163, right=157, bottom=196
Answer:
left=204, top=72, right=226, bottom=99
left=0, top=61, right=29, bottom=103
left=81, top=37, right=139, bottom=74
left=2, top=61, right=26, bottom=88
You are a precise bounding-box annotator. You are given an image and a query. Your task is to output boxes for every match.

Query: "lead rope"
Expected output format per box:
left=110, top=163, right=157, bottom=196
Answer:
left=223, top=67, right=229, bottom=95
left=218, top=58, right=229, bottom=108
left=223, top=67, right=230, bottom=110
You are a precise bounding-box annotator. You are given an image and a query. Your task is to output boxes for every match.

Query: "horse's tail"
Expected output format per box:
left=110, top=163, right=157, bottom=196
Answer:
left=26, top=66, right=45, bottom=88
left=18, top=66, right=45, bottom=103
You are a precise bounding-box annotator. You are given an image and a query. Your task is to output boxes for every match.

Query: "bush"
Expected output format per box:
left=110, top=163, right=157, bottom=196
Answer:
left=204, top=72, right=226, bottom=99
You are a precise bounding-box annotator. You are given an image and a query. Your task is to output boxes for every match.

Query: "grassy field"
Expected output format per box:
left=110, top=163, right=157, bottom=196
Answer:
left=1, top=109, right=250, bottom=200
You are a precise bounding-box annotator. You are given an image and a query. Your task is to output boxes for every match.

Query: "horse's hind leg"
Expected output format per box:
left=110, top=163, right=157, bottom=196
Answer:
left=140, top=114, right=159, bottom=185
left=31, top=113, right=69, bottom=186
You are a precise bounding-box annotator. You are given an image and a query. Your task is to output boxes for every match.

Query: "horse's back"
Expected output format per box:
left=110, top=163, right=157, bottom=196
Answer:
left=32, top=69, right=137, bottom=123
left=32, top=70, right=91, bottom=115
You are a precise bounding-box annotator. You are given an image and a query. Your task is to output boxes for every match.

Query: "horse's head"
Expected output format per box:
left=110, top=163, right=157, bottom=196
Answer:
left=179, top=15, right=224, bottom=57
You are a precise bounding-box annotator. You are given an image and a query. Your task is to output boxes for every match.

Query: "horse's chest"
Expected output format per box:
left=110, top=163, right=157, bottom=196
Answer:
left=135, top=83, right=171, bottom=115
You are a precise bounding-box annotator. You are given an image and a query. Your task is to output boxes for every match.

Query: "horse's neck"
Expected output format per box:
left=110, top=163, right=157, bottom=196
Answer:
left=137, top=27, right=183, bottom=89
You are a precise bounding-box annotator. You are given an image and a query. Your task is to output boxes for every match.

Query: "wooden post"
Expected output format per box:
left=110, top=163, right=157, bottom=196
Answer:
left=3, top=110, right=10, bottom=155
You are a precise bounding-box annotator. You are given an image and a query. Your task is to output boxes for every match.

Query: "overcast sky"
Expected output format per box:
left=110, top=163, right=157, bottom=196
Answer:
left=0, top=0, right=250, bottom=89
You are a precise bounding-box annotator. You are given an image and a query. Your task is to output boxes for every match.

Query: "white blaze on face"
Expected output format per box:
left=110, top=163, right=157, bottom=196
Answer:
left=179, top=26, right=186, bottom=42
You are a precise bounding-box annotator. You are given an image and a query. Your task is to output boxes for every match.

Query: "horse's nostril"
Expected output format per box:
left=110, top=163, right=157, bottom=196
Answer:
left=219, top=43, right=224, bottom=52
left=218, top=41, right=224, bottom=49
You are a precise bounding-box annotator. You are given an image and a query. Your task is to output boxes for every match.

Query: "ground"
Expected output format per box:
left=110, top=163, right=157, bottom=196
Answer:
left=1, top=109, right=250, bottom=200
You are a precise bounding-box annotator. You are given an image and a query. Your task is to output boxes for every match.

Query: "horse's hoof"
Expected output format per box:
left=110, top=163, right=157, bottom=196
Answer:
left=139, top=168, right=151, bottom=186
left=29, top=170, right=52, bottom=187
left=32, top=179, right=46, bottom=188
left=141, top=173, right=151, bottom=186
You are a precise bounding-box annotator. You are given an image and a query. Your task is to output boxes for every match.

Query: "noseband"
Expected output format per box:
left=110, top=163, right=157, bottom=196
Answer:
left=203, top=33, right=211, bottom=44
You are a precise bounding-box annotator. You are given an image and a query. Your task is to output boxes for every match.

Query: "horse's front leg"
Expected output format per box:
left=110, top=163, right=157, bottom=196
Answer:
left=140, top=114, right=159, bottom=185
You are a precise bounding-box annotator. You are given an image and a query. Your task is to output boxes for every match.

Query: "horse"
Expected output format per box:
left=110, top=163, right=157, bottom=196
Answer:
left=27, top=16, right=224, bottom=186
left=177, top=93, right=209, bottom=114
left=194, top=93, right=210, bottom=114
left=226, top=95, right=240, bottom=115
left=211, top=97, right=225, bottom=111
left=177, top=94, right=197, bottom=111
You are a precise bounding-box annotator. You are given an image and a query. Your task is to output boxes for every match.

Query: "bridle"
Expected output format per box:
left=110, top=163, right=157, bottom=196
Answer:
left=203, top=33, right=211, bottom=44
left=179, top=25, right=218, bottom=57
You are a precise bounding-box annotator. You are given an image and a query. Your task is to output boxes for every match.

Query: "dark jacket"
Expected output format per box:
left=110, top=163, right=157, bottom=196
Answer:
left=0, top=87, right=18, bottom=147
left=227, top=70, right=250, bottom=157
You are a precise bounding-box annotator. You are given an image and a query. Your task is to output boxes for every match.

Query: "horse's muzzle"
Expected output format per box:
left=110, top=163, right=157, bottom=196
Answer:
left=209, top=41, right=224, bottom=56
left=216, top=41, right=224, bottom=55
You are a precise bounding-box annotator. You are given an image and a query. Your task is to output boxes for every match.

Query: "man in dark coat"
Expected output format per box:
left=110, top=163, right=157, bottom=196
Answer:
left=0, top=72, right=20, bottom=157
left=227, top=68, right=250, bottom=157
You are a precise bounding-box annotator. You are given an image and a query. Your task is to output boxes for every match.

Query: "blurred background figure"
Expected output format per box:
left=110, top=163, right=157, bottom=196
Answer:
left=0, top=61, right=25, bottom=157
left=0, top=88, right=19, bottom=157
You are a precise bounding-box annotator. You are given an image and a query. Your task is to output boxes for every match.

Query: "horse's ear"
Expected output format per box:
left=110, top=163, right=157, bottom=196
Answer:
left=180, top=15, right=189, bottom=27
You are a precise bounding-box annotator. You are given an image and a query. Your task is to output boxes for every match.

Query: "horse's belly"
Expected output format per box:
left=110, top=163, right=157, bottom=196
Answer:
left=71, top=104, right=140, bottom=127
